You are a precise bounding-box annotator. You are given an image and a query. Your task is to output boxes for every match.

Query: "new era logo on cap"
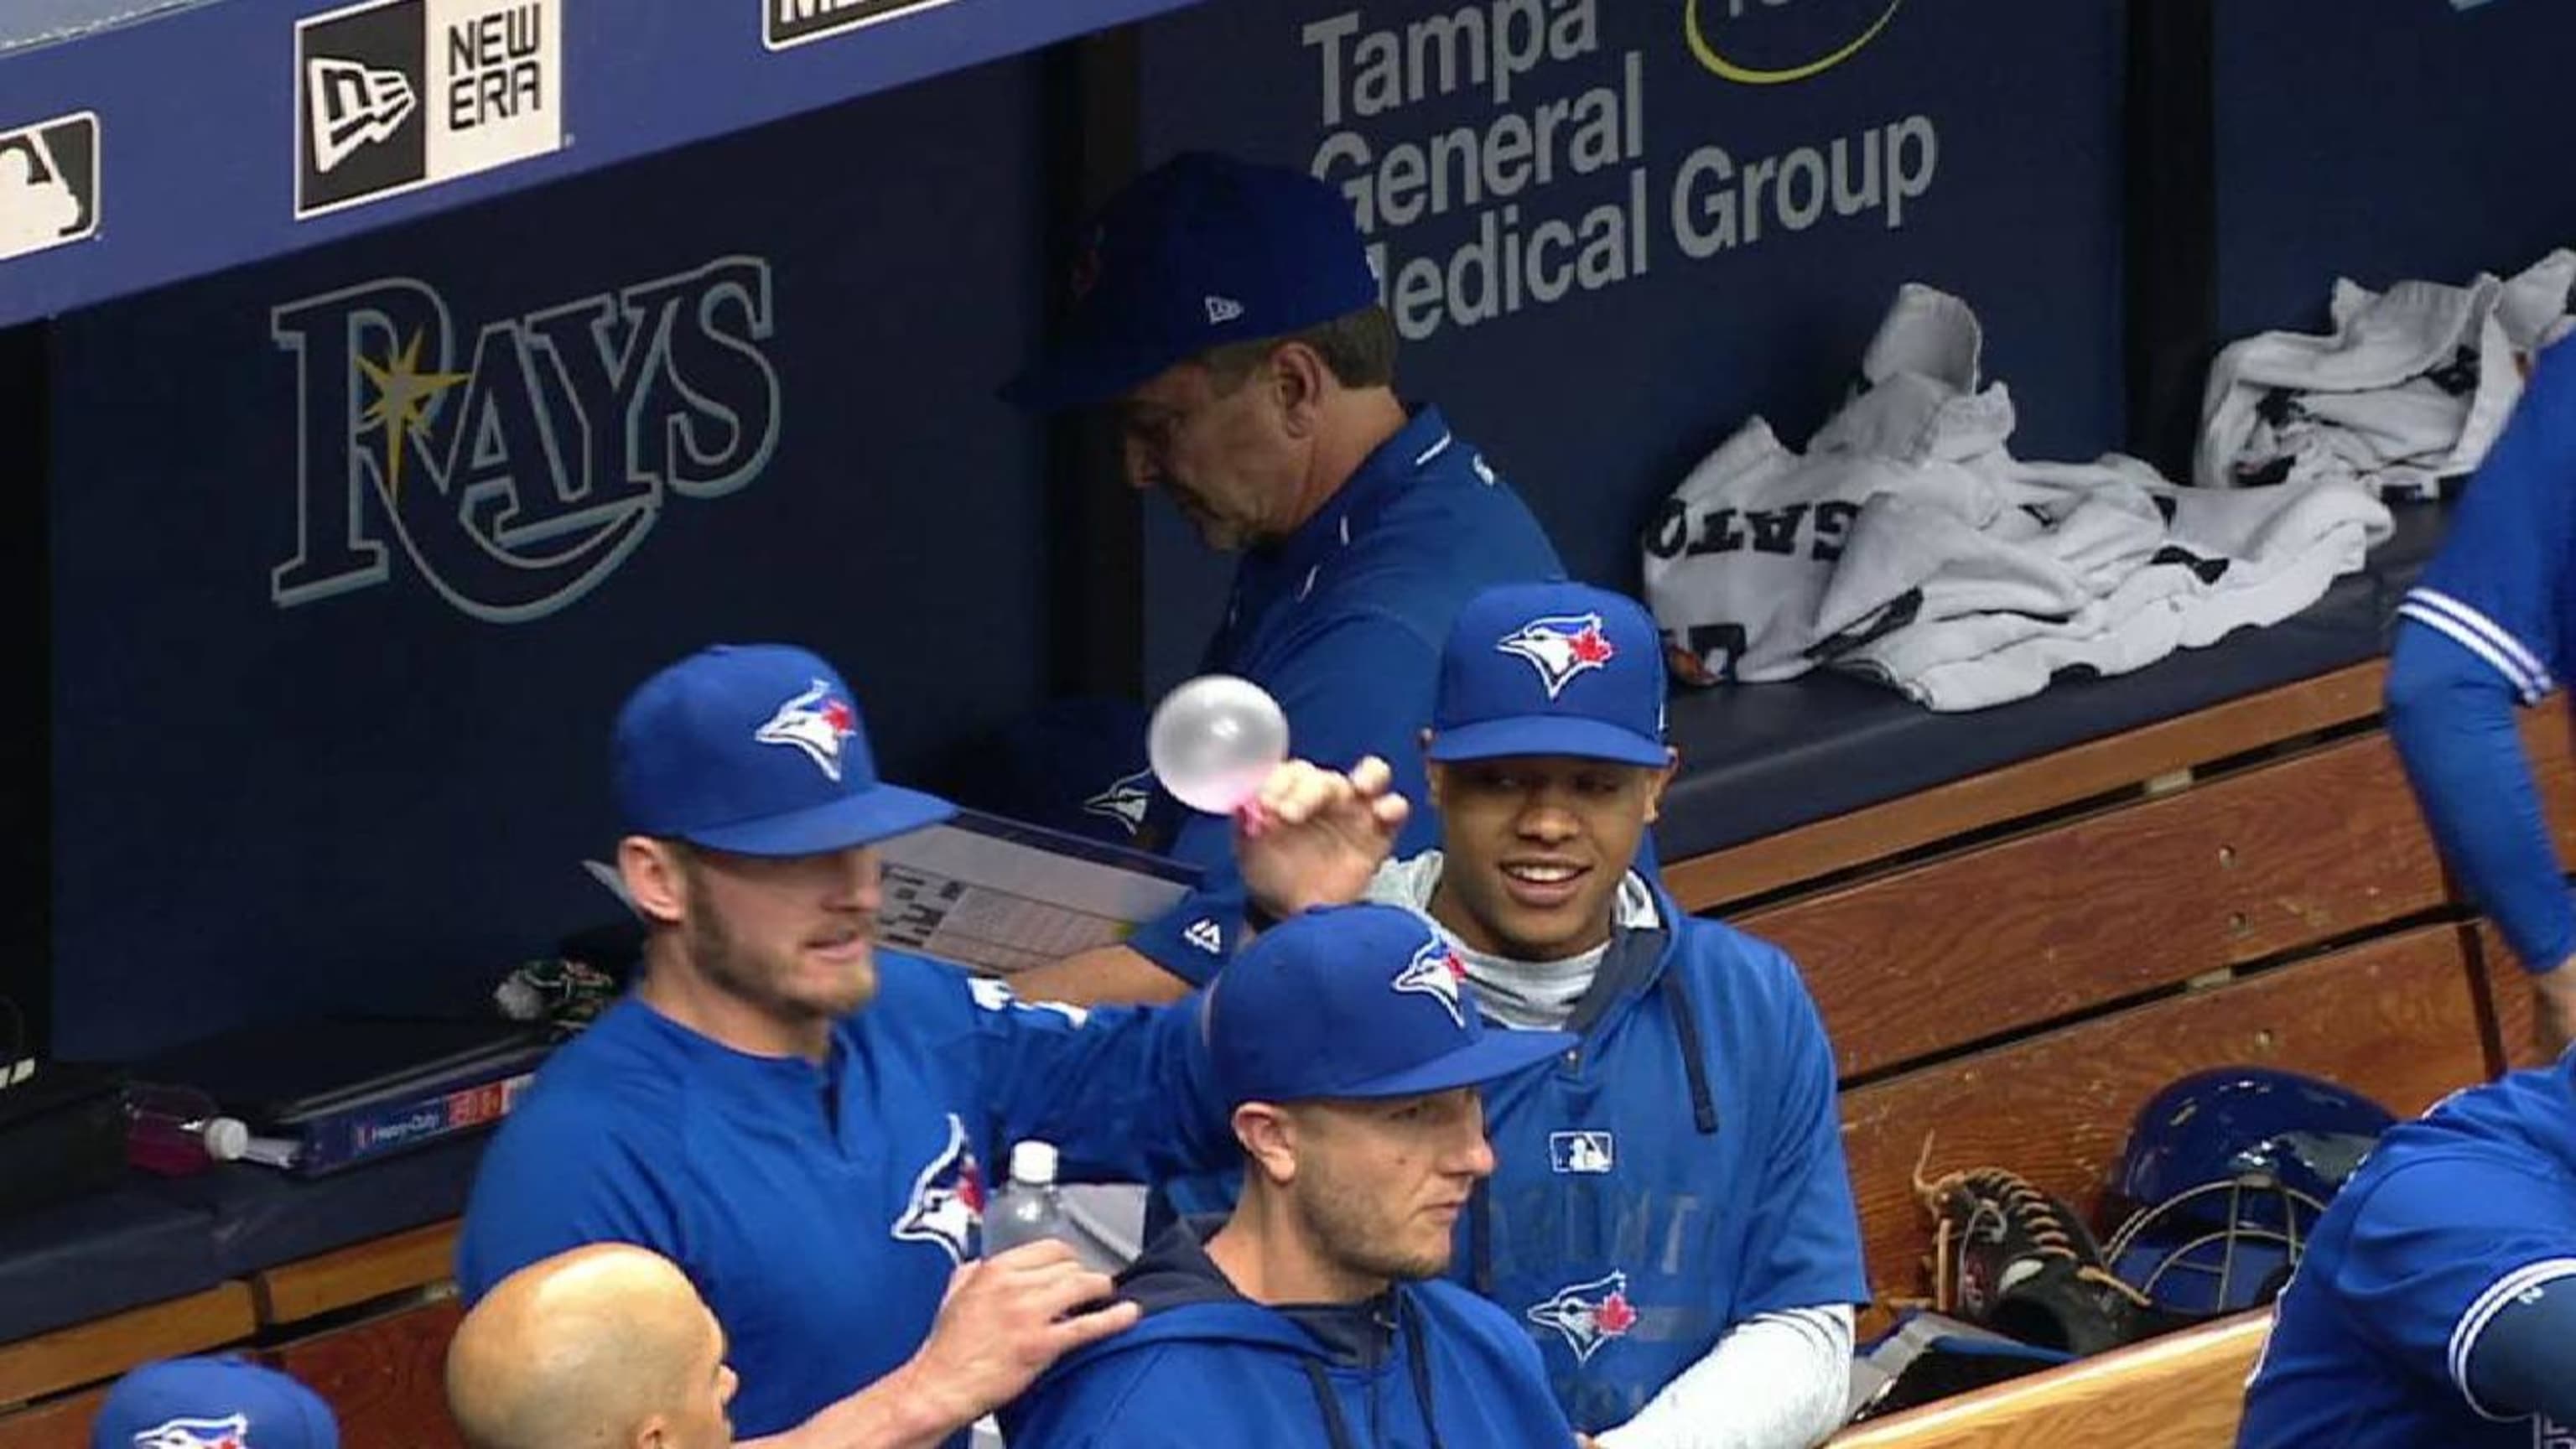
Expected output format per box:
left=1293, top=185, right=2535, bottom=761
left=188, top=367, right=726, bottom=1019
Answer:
left=755, top=678, right=859, bottom=782
left=1498, top=612, right=1618, bottom=699
left=1204, top=294, right=1245, bottom=325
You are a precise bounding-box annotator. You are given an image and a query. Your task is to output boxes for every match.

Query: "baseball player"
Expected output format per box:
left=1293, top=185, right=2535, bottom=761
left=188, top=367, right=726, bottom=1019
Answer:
left=455, top=643, right=1400, bottom=1447
left=90, top=1356, right=339, bottom=1449
left=2386, top=341, right=2576, bottom=1055
left=1002, top=151, right=1565, bottom=1008
left=1180, top=580, right=1869, bottom=1446
left=449, top=1244, right=738, bottom=1449
left=2236, top=1051, right=2576, bottom=1446
left=1001, top=904, right=1582, bottom=1449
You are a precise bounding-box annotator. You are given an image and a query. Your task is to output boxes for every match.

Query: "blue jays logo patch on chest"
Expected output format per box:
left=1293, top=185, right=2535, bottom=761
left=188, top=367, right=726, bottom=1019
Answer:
left=891, top=1113, right=985, bottom=1264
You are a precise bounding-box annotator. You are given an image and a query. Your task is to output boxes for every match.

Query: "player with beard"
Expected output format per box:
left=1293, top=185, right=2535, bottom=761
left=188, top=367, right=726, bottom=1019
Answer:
left=1157, top=581, right=1867, bottom=1449
left=457, top=643, right=1408, bottom=1448
left=1000, top=904, right=1582, bottom=1449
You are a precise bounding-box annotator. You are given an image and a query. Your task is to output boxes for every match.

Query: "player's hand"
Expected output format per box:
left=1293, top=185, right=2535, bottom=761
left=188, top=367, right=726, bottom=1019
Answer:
left=891, top=1240, right=1138, bottom=1432
left=2534, top=959, right=2576, bottom=1061
left=1235, top=756, right=1410, bottom=921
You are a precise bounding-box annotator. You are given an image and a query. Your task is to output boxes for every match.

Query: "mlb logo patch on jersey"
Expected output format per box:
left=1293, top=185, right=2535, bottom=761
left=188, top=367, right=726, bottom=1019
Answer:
left=1497, top=613, right=1617, bottom=699
left=756, top=678, right=859, bottom=781
left=1391, top=936, right=1468, bottom=1026
left=1549, top=1130, right=1615, bottom=1174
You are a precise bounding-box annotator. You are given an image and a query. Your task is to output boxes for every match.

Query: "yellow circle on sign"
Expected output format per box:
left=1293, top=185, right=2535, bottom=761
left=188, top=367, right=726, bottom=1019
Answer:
left=1684, top=0, right=1907, bottom=85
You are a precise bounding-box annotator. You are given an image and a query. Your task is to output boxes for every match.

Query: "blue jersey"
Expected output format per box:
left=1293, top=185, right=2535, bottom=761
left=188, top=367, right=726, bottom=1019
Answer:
left=1128, top=406, right=1564, bottom=986
left=1155, top=875, right=1867, bottom=1432
left=2390, top=343, right=2576, bottom=973
left=2238, top=1054, right=2576, bottom=1448
left=1462, top=882, right=1867, bottom=1432
left=1003, top=1219, right=1578, bottom=1449
left=454, top=953, right=1232, bottom=1442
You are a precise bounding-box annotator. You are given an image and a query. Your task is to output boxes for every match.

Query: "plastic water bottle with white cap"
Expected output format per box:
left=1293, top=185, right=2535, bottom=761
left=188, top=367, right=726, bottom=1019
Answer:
left=1149, top=674, right=1290, bottom=816
left=982, top=1140, right=1078, bottom=1257
left=123, top=1083, right=251, bottom=1177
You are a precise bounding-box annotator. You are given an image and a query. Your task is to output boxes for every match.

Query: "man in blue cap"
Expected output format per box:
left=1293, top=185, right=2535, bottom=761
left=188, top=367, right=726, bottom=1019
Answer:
left=91, top=1356, right=338, bottom=1448
left=457, top=644, right=1402, bottom=1447
left=1199, top=581, right=1867, bottom=1449
left=1001, top=903, right=1582, bottom=1449
left=1003, top=151, right=1564, bottom=1008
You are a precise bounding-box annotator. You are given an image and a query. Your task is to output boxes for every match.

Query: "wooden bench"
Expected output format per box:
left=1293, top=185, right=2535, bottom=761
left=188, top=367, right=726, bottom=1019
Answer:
left=1830, top=1311, right=2272, bottom=1448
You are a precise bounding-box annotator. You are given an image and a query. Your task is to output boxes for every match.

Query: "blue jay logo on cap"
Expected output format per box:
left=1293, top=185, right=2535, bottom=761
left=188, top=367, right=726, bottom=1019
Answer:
left=1391, top=936, right=1469, bottom=1027
left=1082, top=768, right=1153, bottom=835
left=891, top=1113, right=984, bottom=1265
left=130, top=1415, right=251, bottom=1448
left=1497, top=613, right=1618, bottom=700
left=756, top=679, right=859, bottom=782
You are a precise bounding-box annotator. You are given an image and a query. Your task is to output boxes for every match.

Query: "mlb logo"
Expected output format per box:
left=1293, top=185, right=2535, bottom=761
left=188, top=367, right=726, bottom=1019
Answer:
left=1549, top=1130, right=1614, bottom=1174
left=295, top=0, right=563, bottom=218
left=0, top=112, right=101, bottom=265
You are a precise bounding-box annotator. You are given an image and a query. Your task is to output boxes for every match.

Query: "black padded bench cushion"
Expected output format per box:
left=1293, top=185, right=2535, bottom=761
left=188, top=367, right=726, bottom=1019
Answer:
left=1651, top=499, right=2446, bottom=865
left=0, top=1187, right=223, bottom=1343
left=145, top=1132, right=491, bottom=1281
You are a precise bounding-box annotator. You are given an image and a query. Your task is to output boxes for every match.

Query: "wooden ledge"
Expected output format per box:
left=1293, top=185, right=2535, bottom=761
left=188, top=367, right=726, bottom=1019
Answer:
left=253, top=1220, right=460, bottom=1327
left=1831, top=1311, right=2271, bottom=1449
left=0, top=1283, right=256, bottom=1407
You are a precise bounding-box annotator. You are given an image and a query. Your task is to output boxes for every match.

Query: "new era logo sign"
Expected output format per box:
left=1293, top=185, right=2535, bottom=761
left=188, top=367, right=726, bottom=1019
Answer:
left=295, top=0, right=563, bottom=219
left=0, top=112, right=101, bottom=265
left=766, top=0, right=951, bottom=50
left=308, top=57, right=418, bottom=173
left=1205, top=294, right=1245, bottom=325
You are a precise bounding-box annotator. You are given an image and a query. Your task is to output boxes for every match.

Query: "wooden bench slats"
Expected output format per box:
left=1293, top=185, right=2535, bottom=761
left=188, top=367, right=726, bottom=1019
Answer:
left=264, top=1298, right=465, bottom=1449
left=1837, top=923, right=2485, bottom=1316
left=253, top=1220, right=460, bottom=1327
left=1749, top=731, right=2449, bottom=1081
left=1665, top=662, right=2387, bottom=914
left=0, top=1386, right=106, bottom=1449
left=0, top=1284, right=255, bottom=1409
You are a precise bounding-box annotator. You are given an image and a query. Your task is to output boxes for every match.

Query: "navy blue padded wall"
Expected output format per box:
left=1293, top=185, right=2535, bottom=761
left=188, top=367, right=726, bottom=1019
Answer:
left=2215, top=0, right=2576, bottom=337
left=1130, top=0, right=2126, bottom=689
left=48, top=60, right=1053, bottom=1061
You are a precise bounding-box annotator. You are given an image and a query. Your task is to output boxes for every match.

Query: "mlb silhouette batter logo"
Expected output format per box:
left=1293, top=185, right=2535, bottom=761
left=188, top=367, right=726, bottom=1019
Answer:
left=1498, top=613, right=1617, bottom=699
left=1528, top=1271, right=1639, bottom=1363
left=128, top=1415, right=251, bottom=1449
left=757, top=680, right=860, bottom=782
left=1391, top=937, right=1469, bottom=1027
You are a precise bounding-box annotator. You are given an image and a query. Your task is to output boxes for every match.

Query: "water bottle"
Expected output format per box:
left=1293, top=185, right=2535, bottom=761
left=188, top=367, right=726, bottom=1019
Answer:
left=982, top=1140, right=1070, bottom=1257
left=124, top=1084, right=251, bottom=1177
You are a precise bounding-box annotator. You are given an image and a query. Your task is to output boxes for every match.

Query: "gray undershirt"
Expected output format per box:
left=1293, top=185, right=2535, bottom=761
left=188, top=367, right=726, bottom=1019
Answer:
left=1363, top=851, right=1658, bottom=1031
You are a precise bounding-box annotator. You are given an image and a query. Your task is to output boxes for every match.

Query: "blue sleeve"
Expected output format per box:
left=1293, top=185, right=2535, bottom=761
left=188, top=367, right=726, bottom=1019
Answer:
left=953, top=974, right=1236, bottom=1184
left=2464, top=1269, right=2576, bottom=1425
left=454, top=1094, right=688, bottom=1302
left=2324, top=1156, right=2576, bottom=1420
left=1130, top=610, right=1446, bottom=987
left=2386, top=618, right=2576, bottom=974
left=2399, top=340, right=2576, bottom=699
left=1733, top=947, right=1871, bottom=1316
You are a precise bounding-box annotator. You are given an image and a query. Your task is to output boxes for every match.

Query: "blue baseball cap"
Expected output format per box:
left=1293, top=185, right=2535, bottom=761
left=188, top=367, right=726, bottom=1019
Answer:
left=1209, top=904, right=1575, bottom=1108
left=1426, top=582, right=1670, bottom=767
left=91, top=1356, right=339, bottom=1449
left=1004, top=152, right=1380, bottom=412
left=612, top=644, right=955, bottom=856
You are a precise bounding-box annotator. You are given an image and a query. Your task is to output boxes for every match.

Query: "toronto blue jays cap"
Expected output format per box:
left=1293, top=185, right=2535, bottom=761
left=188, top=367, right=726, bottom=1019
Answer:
left=612, top=643, right=956, bottom=856
left=91, top=1356, right=340, bottom=1449
left=1003, top=151, right=1381, bottom=412
left=1426, top=581, right=1670, bottom=768
left=1209, top=904, right=1574, bottom=1108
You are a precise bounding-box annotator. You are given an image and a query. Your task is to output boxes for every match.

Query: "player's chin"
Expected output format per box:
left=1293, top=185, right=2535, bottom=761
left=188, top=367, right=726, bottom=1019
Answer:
left=797, top=944, right=879, bottom=1016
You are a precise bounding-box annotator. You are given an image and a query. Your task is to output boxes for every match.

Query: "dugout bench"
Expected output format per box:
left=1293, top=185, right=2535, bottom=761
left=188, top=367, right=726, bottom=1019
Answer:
left=1, top=501, right=2544, bottom=1447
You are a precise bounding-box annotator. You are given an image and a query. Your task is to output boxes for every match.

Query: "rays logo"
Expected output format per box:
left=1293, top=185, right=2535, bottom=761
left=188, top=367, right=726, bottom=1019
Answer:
left=1528, top=1270, right=1639, bottom=1363
left=1083, top=768, right=1153, bottom=836
left=1497, top=613, right=1617, bottom=699
left=1391, top=936, right=1468, bottom=1027
left=757, top=679, right=858, bottom=781
left=129, top=1414, right=251, bottom=1449
left=892, top=1113, right=985, bottom=1264
left=269, top=256, right=780, bottom=623
left=1685, top=0, right=1907, bottom=86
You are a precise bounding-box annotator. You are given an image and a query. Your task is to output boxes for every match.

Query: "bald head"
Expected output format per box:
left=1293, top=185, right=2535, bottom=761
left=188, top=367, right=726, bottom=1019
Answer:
left=446, top=1244, right=735, bottom=1449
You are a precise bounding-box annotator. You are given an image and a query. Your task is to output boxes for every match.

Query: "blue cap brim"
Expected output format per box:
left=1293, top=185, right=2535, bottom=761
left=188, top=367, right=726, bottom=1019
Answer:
left=1328, top=1026, right=1578, bottom=1099
left=1000, top=334, right=1182, bottom=413
left=683, top=782, right=958, bottom=857
left=1425, top=716, right=1668, bottom=768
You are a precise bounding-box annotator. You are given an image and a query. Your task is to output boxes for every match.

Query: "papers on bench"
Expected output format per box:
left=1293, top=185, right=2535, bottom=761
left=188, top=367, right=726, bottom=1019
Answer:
left=875, top=811, right=1200, bottom=976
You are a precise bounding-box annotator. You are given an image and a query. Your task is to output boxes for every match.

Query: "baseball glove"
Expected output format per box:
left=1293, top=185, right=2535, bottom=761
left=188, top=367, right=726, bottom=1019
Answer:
left=1914, top=1136, right=2163, bottom=1358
